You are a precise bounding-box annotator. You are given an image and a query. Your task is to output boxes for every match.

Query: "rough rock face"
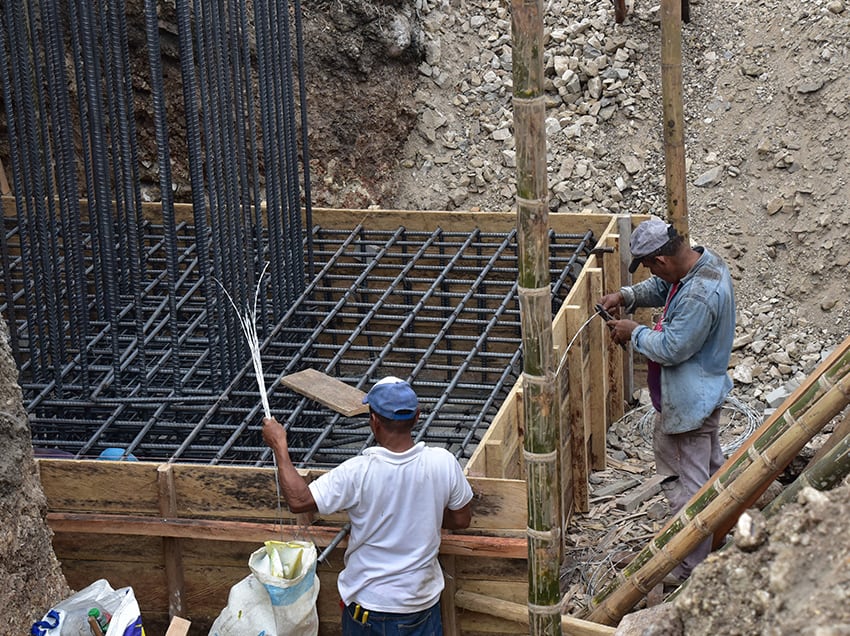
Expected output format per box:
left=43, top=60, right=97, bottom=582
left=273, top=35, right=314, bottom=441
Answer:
left=120, top=0, right=423, bottom=209
left=0, top=316, right=69, bottom=632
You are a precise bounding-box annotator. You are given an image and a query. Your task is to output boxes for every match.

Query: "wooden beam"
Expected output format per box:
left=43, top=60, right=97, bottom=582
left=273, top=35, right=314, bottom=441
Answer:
left=46, top=513, right=529, bottom=559
left=454, top=590, right=615, bottom=635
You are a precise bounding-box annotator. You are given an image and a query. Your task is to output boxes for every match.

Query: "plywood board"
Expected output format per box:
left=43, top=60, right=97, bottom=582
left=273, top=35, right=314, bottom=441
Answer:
left=279, top=369, right=369, bottom=417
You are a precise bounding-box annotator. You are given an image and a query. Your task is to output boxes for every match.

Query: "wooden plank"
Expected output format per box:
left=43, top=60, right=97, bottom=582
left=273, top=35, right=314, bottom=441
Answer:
left=158, top=465, right=187, bottom=620
left=38, top=460, right=160, bottom=514
left=617, top=215, right=635, bottom=402
left=615, top=474, right=666, bottom=512
left=600, top=231, right=626, bottom=424
left=592, top=477, right=640, bottom=499
left=308, top=207, right=614, bottom=237
left=165, top=616, right=191, bottom=636
left=38, top=460, right=528, bottom=531
left=566, top=304, right=590, bottom=513
left=279, top=369, right=369, bottom=417
left=587, top=267, right=608, bottom=471
left=440, top=555, right=459, bottom=636
left=47, top=513, right=529, bottom=558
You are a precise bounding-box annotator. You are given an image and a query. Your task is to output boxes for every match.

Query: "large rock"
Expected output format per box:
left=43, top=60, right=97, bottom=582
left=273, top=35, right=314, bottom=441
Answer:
left=0, top=316, right=69, bottom=630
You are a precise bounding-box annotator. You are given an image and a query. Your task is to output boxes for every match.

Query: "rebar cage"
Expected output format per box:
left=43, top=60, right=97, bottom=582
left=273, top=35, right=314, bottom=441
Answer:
left=3, top=217, right=595, bottom=468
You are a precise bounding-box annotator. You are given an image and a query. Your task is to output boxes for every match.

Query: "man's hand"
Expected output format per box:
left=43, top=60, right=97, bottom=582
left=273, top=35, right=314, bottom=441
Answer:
left=262, top=417, right=288, bottom=453
left=598, top=291, right=624, bottom=315
left=608, top=318, right=639, bottom=346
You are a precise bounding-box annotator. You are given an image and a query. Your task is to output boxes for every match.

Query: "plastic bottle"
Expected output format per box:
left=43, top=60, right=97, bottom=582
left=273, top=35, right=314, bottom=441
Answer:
left=87, top=607, right=111, bottom=631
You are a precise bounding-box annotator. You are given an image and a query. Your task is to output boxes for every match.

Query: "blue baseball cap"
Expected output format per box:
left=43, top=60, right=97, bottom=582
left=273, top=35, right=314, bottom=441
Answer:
left=362, top=376, right=419, bottom=420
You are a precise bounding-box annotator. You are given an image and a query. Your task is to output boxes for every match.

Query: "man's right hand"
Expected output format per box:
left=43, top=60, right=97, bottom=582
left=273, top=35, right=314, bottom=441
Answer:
left=262, top=417, right=288, bottom=453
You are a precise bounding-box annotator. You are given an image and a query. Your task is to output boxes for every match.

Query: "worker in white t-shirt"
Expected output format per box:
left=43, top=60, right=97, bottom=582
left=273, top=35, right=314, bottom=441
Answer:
left=262, top=376, right=474, bottom=635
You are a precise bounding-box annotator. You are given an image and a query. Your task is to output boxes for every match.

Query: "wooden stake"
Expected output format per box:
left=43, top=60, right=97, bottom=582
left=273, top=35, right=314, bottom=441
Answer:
left=660, top=0, right=689, bottom=239
left=158, top=465, right=187, bottom=619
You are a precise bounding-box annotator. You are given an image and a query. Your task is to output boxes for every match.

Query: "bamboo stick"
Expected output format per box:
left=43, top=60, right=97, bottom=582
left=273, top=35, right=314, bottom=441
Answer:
left=762, top=423, right=850, bottom=517
left=511, top=0, right=561, bottom=631
left=660, top=0, right=689, bottom=239
left=807, top=410, right=850, bottom=467
left=589, top=369, right=850, bottom=624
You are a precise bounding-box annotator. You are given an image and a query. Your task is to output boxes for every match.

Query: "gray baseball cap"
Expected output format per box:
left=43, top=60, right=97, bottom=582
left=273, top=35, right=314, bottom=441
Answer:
left=628, top=219, right=675, bottom=273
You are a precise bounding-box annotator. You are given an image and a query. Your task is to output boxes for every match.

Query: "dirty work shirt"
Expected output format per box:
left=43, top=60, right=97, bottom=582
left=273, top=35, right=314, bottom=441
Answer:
left=308, top=442, right=473, bottom=613
left=621, top=247, right=736, bottom=433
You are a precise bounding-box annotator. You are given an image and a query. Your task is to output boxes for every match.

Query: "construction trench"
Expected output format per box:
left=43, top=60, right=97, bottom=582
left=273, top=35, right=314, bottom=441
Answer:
left=4, top=0, right=850, bottom=634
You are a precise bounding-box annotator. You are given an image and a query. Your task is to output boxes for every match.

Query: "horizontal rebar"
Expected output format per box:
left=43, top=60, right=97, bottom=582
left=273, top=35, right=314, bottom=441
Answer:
left=10, top=222, right=595, bottom=467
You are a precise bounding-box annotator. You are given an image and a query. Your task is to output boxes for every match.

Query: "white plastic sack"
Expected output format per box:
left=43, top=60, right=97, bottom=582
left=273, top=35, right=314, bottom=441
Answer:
left=209, top=540, right=320, bottom=636
left=30, top=578, right=144, bottom=636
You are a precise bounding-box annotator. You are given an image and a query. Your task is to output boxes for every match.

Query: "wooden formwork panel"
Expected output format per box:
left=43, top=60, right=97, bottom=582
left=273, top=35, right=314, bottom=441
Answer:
left=40, top=459, right=531, bottom=635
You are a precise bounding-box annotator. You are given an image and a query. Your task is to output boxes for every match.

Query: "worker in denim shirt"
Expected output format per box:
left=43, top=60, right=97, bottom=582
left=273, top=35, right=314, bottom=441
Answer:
left=599, top=217, right=736, bottom=584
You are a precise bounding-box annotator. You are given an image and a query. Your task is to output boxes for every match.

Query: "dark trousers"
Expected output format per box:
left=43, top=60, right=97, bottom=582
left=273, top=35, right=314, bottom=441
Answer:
left=342, top=600, right=443, bottom=636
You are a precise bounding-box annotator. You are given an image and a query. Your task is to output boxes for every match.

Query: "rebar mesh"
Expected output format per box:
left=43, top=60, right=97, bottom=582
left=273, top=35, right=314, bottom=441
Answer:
left=4, top=219, right=595, bottom=468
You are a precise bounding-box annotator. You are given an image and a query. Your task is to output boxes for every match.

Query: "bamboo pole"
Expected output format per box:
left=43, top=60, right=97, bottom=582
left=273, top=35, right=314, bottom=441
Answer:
left=697, top=337, right=850, bottom=548
left=762, top=422, right=850, bottom=517
left=511, top=0, right=561, bottom=632
left=455, top=590, right=615, bottom=636
left=589, top=367, right=850, bottom=625
left=660, top=0, right=689, bottom=240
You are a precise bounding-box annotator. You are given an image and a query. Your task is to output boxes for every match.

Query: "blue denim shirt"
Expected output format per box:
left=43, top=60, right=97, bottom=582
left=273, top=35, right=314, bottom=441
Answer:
left=621, top=247, right=736, bottom=434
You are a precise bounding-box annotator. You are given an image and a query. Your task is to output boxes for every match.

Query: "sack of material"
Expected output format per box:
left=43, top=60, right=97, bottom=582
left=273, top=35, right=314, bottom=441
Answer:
left=30, top=578, right=144, bottom=636
left=209, top=540, right=320, bottom=636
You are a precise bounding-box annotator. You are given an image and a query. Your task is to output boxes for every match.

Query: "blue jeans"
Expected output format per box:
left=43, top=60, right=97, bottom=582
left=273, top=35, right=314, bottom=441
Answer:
left=342, top=600, right=443, bottom=636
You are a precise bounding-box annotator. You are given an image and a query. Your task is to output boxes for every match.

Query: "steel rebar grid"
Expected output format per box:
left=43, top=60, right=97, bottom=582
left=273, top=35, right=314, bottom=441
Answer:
left=7, top=221, right=596, bottom=468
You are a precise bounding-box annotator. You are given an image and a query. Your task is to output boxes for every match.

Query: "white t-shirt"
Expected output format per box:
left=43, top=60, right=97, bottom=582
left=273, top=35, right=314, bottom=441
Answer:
left=308, top=442, right=474, bottom=613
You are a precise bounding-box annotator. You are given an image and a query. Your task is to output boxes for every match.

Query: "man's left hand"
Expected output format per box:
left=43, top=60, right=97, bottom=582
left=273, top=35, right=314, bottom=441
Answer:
left=607, top=318, right=639, bottom=346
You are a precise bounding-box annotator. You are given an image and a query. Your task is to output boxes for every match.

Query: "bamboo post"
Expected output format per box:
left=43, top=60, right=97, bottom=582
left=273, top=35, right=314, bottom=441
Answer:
left=589, top=365, right=850, bottom=624
left=511, top=0, right=561, bottom=632
left=660, top=0, right=689, bottom=240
